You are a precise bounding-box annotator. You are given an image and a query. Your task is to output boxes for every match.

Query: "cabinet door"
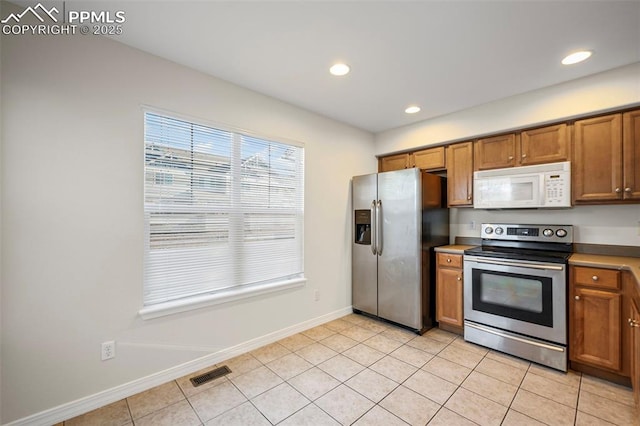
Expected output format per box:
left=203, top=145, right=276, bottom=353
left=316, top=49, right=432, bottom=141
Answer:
left=520, top=124, right=570, bottom=166
left=474, top=134, right=517, bottom=170
left=623, top=110, right=640, bottom=201
left=379, top=153, right=410, bottom=172
left=630, top=297, right=640, bottom=406
left=436, top=267, right=463, bottom=327
left=573, top=114, right=623, bottom=203
left=446, top=142, right=474, bottom=206
left=571, top=287, right=622, bottom=371
left=413, top=146, right=446, bottom=171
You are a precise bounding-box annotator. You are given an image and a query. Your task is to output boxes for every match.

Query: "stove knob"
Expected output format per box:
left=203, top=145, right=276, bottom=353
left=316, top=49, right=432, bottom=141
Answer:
left=555, top=228, right=568, bottom=238
left=485, top=226, right=493, bottom=235
left=543, top=228, right=554, bottom=237
left=495, top=227, right=504, bottom=235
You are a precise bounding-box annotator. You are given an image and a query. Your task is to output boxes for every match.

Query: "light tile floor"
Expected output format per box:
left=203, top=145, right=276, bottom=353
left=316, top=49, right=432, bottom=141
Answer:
left=60, top=314, right=639, bottom=425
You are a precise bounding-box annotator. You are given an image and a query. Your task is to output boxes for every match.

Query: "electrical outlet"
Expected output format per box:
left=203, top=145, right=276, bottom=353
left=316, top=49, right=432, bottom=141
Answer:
left=101, top=341, right=116, bottom=361
left=470, top=221, right=476, bottom=230
left=314, top=289, right=320, bottom=301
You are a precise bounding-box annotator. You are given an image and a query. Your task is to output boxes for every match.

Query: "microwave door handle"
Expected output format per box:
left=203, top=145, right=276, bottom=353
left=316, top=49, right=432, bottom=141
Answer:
left=472, top=258, right=564, bottom=271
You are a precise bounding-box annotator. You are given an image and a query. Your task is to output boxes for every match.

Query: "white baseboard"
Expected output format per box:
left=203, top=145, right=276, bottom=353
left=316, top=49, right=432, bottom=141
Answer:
left=4, top=306, right=353, bottom=426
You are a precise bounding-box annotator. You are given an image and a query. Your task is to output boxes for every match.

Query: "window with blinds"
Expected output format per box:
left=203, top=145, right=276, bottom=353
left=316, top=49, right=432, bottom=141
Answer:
left=142, top=111, right=304, bottom=316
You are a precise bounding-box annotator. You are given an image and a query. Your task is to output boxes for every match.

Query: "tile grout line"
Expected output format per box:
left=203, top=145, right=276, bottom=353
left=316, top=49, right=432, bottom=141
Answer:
left=573, top=374, right=583, bottom=426
left=174, top=377, right=206, bottom=426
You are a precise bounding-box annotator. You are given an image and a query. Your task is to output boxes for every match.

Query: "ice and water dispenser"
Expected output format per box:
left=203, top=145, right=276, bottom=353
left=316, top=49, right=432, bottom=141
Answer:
left=354, top=210, right=371, bottom=245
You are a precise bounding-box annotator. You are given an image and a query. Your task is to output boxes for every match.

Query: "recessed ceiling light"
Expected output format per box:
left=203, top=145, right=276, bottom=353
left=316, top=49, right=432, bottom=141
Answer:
left=405, top=106, right=421, bottom=114
left=329, top=63, right=350, bottom=76
left=562, top=50, right=592, bottom=65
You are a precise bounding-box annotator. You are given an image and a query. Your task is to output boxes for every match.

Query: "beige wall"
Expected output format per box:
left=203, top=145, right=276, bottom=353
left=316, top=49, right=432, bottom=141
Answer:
left=375, top=62, right=640, bottom=247
left=0, top=1, right=3, bottom=422
left=2, top=2, right=640, bottom=422
left=0, top=25, right=375, bottom=423
left=375, top=62, right=640, bottom=155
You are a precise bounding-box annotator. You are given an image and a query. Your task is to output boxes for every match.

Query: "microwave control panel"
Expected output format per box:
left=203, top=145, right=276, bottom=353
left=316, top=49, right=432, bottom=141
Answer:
left=544, top=171, right=570, bottom=206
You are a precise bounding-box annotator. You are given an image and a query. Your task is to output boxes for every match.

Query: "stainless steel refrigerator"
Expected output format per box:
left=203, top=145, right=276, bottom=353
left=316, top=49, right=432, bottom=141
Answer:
left=352, top=168, right=449, bottom=333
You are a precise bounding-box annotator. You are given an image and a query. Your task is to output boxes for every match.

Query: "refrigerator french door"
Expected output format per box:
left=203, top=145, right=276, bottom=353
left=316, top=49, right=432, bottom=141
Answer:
left=352, top=168, right=447, bottom=332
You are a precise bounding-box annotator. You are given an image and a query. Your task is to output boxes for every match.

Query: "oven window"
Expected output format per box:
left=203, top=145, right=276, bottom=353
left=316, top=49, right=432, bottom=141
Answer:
left=472, top=269, right=553, bottom=327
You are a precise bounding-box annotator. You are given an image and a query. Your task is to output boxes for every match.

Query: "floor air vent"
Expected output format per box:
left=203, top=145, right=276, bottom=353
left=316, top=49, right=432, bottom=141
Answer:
left=190, top=365, right=232, bottom=387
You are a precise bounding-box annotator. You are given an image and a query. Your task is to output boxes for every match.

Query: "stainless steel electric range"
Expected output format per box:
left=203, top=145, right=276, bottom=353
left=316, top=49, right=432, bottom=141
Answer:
left=463, top=223, right=573, bottom=372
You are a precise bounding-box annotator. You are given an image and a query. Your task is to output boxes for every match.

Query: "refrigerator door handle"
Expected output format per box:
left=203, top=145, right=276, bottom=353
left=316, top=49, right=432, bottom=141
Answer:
left=376, top=200, right=383, bottom=256
left=370, top=200, right=377, bottom=255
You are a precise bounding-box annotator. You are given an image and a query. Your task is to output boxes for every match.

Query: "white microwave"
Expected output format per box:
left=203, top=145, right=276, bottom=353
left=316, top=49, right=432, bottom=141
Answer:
left=473, top=161, right=571, bottom=209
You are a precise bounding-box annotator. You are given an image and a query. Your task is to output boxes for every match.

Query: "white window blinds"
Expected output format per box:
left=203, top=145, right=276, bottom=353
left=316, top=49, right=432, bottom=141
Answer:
left=143, top=112, right=304, bottom=309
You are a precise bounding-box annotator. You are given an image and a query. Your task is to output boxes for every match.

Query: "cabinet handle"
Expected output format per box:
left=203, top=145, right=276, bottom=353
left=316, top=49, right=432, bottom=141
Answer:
left=591, top=275, right=599, bottom=281
left=508, top=156, right=514, bottom=161
left=467, top=195, right=472, bottom=201
left=575, top=295, right=580, bottom=301
left=624, top=187, right=632, bottom=193
left=629, top=318, right=640, bottom=328
left=521, top=154, right=527, bottom=159
left=615, top=187, right=621, bottom=193
left=457, top=276, right=461, bottom=281
left=447, top=258, right=452, bottom=263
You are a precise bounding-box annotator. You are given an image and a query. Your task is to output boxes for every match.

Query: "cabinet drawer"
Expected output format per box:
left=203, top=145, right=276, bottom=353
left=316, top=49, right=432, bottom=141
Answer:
left=437, top=253, right=462, bottom=268
left=574, top=267, right=620, bottom=290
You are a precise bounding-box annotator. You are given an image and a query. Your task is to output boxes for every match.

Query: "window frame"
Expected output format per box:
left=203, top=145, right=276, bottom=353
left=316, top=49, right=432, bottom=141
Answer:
left=140, top=107, right=306, bottom=320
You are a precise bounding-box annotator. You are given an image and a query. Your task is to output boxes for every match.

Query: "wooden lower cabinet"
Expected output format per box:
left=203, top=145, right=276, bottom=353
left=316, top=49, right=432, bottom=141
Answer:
left=570, top=286, right=622, bottom=371
left=630, top=295, right=640, bottom=407
left=569, top=265, right=640, bottom=386
left=436, top=253, right=463, bottom=332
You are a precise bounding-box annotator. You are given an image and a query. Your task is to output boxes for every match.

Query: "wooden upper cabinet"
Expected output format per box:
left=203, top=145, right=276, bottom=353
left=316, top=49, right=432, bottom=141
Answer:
left=474, top=134, right=517, bottom=170
left=520, top=124, right=570, bottom=166
left=446, top=142, right=474, bottom=207
left=413, top=146, right=446, bottom=171
left=573, top=113, right=623, bottom=203
left=623, top=110, right=640, bottom=201
left=475, top=124, right=570, bottom=171
left=379, top=153, right=410, bottom=172
left=379, top=147, right=446, bottom=172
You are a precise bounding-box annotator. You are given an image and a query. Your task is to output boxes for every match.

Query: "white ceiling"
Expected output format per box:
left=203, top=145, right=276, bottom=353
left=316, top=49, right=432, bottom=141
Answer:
left=52, top=1, right=640, bottom=132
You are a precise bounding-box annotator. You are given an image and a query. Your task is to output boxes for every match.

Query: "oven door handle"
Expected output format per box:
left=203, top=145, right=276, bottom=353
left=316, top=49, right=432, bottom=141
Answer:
left=465, top=322, right=565, bottom=352
left=469, top=257, right=564, bottom=271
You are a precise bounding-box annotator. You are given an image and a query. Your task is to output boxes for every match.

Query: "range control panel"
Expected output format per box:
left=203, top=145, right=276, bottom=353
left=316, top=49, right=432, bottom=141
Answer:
left=481, top=223, right=573, bottom=243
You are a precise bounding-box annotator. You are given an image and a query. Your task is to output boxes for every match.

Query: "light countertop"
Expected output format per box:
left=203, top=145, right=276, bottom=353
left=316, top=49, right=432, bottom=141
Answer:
left=434, top=245, right=476, bottom=254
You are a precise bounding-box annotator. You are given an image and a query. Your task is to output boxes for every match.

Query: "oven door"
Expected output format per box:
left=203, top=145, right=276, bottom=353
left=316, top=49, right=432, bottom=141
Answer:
left=463, top=255, right=567, bottom=344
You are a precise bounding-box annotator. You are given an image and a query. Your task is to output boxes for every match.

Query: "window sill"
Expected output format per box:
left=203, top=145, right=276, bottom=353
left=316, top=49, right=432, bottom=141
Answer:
left=139, top=277, right=307, bottom=320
